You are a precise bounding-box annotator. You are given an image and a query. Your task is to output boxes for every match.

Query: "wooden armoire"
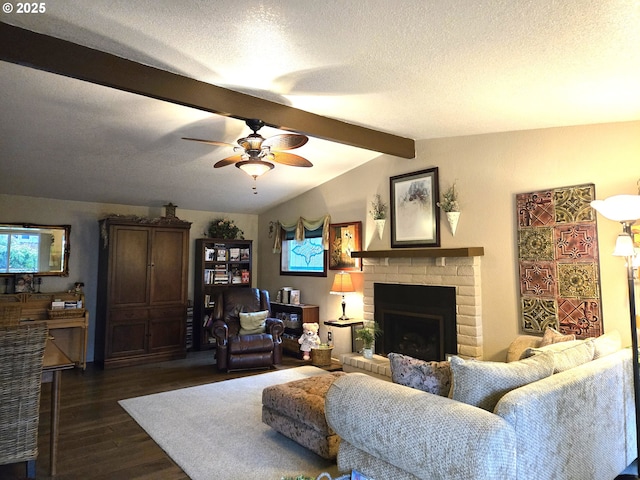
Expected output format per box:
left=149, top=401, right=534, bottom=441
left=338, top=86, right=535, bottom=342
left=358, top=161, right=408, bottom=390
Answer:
left=95, top=217, right=191, bottom=368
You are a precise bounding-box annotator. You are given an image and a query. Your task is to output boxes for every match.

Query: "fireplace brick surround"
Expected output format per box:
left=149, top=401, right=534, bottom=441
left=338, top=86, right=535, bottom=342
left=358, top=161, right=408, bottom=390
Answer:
left=341, top=251, right=483, bottom=377
left=359, top=252, right=484, bottom=360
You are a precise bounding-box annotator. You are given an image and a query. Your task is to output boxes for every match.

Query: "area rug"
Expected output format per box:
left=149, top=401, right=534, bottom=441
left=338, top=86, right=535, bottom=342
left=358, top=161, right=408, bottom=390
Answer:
left=119, top=366, right=342, bottom=480
left=516, top=183, right=603, bottom=337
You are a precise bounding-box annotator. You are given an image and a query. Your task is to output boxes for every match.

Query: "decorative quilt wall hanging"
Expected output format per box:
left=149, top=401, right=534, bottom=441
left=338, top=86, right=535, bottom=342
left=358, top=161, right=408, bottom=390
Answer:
left=516, top=183, right=603, bottom=338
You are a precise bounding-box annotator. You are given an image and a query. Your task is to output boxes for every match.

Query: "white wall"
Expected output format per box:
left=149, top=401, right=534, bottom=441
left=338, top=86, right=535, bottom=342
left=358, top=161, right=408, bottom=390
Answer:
left=257, top=120, right=640, bottom=360
left=0, top=194, right=258, bottom=361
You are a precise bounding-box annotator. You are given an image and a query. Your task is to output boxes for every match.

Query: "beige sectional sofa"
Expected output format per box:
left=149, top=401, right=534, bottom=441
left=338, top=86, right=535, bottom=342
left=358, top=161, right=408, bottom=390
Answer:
left=325, top=332, right=636, bottom=480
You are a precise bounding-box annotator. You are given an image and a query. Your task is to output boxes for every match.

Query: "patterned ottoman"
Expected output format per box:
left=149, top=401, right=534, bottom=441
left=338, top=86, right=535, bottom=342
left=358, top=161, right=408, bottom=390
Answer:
left=262, top=371, right=346, bottom=460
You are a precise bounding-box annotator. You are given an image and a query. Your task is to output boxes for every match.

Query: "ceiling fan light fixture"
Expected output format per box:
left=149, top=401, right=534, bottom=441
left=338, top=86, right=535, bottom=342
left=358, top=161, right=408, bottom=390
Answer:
left=236, top=159, right=274, bottom=178
left=239, top=133, right=265, bottom=151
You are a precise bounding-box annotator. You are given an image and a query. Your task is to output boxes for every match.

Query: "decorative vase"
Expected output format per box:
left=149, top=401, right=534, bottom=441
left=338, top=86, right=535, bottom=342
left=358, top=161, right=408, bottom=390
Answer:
left=362, top=347, right=374, bottom=359
left=446, top=211, right=460, bottom=236
left=374, top=219, right=386, bottom=239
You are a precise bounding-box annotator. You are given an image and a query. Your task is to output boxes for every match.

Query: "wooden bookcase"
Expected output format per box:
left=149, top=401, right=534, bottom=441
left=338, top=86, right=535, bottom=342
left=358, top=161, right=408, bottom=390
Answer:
left=193, top=238, right=252, bottom=350
left=271, top=302, right=319, bottom=357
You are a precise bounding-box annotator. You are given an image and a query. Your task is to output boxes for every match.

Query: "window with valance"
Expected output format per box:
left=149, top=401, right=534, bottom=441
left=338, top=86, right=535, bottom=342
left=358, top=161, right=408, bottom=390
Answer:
left=274, top=215, right=330, bottom=276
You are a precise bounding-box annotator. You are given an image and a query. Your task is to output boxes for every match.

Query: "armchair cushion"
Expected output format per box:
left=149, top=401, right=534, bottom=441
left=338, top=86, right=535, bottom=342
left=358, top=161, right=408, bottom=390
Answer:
left=228, top=334, right=274, bottom=354
left=239, top=310, right=269, bottom=335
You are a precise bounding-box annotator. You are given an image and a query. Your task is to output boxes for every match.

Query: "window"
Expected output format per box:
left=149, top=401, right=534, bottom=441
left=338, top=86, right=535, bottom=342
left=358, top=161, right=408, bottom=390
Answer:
left=0, top=232, right=41, bottom=273
left=280, top=227, right=327, bottom=276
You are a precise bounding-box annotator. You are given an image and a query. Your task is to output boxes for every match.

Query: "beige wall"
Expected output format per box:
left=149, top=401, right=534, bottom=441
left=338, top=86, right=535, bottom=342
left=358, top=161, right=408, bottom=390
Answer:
left=3, top=120, right=638, bottom=362
left=258, top=120, right=640, bottom=360
left=0, top=194, right=258, bottom=361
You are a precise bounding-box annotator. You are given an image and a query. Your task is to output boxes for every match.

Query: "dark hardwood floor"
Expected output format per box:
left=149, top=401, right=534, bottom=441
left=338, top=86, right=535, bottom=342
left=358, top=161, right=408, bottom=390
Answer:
left=0, top=351, right=308, bottom=480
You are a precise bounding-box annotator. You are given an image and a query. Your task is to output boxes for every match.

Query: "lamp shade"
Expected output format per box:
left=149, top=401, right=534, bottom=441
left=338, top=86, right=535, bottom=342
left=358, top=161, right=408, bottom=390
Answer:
left=613, top=233, right=636, bottom=257
left=236, top=159, right=274, bottom=178
left=330, top=272, right=355, bottom=294
left=590, top=195, right=640, bottom=223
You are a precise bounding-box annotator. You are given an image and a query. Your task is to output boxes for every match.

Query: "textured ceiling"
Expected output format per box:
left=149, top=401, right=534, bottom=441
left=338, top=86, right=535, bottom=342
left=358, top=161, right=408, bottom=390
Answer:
left=1, top=0, right=639, bottom=213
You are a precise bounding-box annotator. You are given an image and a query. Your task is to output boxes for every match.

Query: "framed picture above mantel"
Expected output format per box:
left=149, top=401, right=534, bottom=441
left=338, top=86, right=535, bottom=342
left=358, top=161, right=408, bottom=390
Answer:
left=390, top=167, right=440, bottom=248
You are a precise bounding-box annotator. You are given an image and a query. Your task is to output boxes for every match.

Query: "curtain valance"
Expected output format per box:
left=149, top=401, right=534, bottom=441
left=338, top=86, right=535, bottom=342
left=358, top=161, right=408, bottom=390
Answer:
left=272, top=215, right=331, bottom=253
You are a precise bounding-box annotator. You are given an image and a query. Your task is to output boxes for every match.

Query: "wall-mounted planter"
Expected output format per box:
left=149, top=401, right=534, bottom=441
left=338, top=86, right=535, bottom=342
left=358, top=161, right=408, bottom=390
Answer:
left=374, top=219, right=386, bottom=239
left=446, top=211, right=460, bottom=236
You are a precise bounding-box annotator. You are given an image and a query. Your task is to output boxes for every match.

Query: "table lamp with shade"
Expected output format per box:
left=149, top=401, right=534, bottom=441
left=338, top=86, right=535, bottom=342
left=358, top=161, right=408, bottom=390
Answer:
left=330, top=271, right=355, bottom=320
left=591, top=193, right=640, bottom=478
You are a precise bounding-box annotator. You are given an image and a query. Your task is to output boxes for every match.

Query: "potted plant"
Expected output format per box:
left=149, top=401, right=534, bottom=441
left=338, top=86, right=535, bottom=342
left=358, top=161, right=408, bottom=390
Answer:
left=437, top=183, right=461, bottom=236
left=369, top=194, right=388, bottom=239
left=207, top=218, right=244, bottom=239
left=355, top=322, right=382, bottom=359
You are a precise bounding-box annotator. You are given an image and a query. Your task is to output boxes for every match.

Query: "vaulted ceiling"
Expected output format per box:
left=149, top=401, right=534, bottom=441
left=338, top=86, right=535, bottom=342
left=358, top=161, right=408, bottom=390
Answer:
left=1, top=1, right=638, bottom=213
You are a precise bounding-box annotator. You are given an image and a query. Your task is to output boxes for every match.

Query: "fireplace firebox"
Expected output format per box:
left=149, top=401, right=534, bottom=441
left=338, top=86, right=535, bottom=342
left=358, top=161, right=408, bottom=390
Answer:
left=374, top=283, right=457, bottom=361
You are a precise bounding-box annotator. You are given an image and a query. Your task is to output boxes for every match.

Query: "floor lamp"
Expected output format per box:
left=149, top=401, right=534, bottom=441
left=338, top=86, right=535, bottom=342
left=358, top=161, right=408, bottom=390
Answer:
left=591, top=194, right=640, bottom=477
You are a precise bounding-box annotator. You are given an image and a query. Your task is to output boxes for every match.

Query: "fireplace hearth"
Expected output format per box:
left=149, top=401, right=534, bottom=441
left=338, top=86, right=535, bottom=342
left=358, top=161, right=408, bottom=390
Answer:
left=374, top=283, right=457, bottom=361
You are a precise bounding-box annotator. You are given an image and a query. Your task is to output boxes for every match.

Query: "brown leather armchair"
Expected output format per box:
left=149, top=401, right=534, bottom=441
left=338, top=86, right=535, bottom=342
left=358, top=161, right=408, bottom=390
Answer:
left=211, top=288, right=284, bottom=372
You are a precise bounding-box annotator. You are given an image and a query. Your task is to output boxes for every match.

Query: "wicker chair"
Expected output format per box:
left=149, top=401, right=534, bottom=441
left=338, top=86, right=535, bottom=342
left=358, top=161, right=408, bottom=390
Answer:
left=0, top=324, right=48, bottom=479
left=0, top=304, right=22, bottom=326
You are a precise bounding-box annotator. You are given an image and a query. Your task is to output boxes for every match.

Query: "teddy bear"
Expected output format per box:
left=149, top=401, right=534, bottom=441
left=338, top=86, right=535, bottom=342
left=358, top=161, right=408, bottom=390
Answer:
left=298, top=322, right=321, bottom=360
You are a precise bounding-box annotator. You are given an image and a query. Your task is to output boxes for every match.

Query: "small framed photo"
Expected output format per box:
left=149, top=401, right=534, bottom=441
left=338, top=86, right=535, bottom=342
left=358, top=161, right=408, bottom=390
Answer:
left=390, top=167, right=440, bottom=248
left=14, top=273, right=34, bottom=293
left=329, top=222, right=362, bottom=271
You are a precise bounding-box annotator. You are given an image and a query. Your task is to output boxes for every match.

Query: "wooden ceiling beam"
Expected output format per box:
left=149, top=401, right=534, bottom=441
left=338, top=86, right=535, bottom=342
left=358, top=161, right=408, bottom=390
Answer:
left=0, top=23, right=415, bottom=158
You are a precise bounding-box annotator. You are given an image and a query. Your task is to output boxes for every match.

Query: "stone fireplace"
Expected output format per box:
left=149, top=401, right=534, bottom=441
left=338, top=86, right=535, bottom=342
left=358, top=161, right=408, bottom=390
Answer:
left=358, top=248, right=484, bottom=361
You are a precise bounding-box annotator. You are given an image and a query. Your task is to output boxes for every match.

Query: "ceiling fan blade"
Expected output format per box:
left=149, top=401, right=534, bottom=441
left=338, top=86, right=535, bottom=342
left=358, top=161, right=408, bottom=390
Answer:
left=272, top=152, right=313, bottom=167
left=263, top=134, right=308, bottom=151
left=182, top=137, right=235, bottom=148
left=213, top=155, right=244, bottom=168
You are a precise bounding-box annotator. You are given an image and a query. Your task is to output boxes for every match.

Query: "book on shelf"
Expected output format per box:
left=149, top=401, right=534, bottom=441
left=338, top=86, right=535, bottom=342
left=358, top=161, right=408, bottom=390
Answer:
left=229, top=248, right=241, bottom=261
left=240, top=248, right=250, bottom=261
left=241, top=270, right=250, bottom=283
left=216, top=246, right=227, bottom=261
left=204, top=294, right=215, bottom=307
left=205, top=247, right=215, bottom=261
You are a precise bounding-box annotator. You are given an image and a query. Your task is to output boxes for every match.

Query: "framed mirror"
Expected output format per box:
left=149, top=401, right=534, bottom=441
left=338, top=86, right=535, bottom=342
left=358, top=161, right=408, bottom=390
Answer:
left=0, top=223, right=70, bottom=277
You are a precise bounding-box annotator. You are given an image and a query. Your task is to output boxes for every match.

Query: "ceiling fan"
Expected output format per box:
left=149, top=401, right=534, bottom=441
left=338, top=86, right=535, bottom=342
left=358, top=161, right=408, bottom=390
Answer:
left=183, top=119, right=312, bottom=192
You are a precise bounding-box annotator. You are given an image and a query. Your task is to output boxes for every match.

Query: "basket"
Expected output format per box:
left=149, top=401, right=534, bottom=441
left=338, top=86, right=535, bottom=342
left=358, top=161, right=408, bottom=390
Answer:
left=47, top=308, right=85, bottom=319
left=311, top=346, right=334, bottom=367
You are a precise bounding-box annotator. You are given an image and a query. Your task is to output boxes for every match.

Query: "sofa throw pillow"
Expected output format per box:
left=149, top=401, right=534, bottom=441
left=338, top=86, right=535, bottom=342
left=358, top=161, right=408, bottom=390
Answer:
left=388, top=352, right=451, bottom=396
left=540, top=326, right=575, bottom=346
left=523, top=339, right=596, bottom=373
left=519, top=339, right=582, bottom=360
left=592, top=330, right=622, bottom=359
left=239, top=310, right=269, bottom=335
left=450, top=353, right=554, bottom=412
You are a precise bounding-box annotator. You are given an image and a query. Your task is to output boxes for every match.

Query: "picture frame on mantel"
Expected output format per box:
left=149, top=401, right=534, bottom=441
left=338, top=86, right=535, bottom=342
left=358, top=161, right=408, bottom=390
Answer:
left=390, top=167, right=440, bottom=248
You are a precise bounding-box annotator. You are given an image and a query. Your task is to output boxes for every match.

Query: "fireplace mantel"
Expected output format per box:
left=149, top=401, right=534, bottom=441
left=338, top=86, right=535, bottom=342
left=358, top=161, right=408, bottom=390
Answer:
left=352, top=247, right=484, bottom=259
